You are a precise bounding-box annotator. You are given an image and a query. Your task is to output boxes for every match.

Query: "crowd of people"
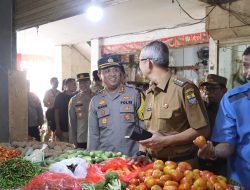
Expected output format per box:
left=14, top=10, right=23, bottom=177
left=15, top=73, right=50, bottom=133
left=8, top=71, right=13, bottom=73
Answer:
left=26, top=40, right=250, bottom=188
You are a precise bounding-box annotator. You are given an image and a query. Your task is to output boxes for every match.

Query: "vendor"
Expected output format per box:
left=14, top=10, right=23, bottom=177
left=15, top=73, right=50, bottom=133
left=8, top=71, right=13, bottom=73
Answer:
left=130, top=40, right=210, bottom=167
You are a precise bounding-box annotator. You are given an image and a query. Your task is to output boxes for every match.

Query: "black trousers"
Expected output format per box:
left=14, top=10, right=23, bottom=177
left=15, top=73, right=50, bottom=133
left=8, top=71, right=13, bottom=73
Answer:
left=77, top=142, right=87, bottom=149
left=28, top=126, right=41, bottom=141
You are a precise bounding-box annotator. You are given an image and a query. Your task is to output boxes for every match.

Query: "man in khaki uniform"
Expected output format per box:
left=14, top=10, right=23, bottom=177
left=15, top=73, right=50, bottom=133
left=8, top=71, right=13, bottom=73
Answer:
left=132, top=40, right=210, bottom=166
left=68, top=73, right=92, bottom=149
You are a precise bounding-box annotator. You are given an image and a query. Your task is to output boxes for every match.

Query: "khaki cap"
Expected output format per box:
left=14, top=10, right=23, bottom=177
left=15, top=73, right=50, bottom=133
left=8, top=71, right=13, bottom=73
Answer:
left=201, top=74, right=227, bottom=86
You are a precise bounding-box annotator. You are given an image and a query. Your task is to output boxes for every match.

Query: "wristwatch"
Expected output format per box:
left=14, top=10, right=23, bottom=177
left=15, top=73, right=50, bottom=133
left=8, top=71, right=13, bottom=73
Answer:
left=136, top=151, right=147, bottom=157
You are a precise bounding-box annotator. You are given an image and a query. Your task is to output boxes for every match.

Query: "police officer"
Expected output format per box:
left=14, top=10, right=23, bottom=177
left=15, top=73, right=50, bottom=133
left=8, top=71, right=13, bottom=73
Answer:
left=199, top=74, right=227, bottom=176
left=198, top=46, right=250, bottom=188
left=68, top=73, right=92, bottom=149
left=131, top=40, right=210, bottom=167
left=87, top=54, right=143, bottom=157
left=201, top=74, right=227, bottom=129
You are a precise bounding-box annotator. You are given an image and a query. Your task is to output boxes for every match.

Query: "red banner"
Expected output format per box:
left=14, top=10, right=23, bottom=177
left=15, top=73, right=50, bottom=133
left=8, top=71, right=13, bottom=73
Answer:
left=101, top=32, right=209, bottom=55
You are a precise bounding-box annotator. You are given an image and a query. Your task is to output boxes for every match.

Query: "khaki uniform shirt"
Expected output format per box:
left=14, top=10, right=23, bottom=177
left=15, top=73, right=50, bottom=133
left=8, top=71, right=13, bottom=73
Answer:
left=43, top=89, right=61, bottom=108
left=143, top=72, right=209, bottom=159
left=88, top=85, right=142, bottom=156
left=68, top=92, right=92, bottom=145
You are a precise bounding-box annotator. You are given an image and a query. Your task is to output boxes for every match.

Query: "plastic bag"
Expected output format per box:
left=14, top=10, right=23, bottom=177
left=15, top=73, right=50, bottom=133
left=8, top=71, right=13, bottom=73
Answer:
left=24, top=144, right=47, bottom=164
left=49, top=158, right=88, bottom=178
left=22, top=172, right=82, bottom=190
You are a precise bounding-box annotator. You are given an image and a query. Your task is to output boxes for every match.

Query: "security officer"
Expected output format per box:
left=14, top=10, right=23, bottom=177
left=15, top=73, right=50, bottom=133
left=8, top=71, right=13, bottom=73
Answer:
left=87, top=54, right=143, bottom=157
left=199, top=74, right=227, bottom=176
left=198, top=46, right=250, bottom=188
left=68, top=73, right=92, bottom=149
left=131, top=40, right=210, bottom=167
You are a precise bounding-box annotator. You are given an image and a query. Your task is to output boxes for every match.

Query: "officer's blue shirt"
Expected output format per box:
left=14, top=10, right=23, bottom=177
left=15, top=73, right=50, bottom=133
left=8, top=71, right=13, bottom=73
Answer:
left=211, top=83, right=250, bottom=188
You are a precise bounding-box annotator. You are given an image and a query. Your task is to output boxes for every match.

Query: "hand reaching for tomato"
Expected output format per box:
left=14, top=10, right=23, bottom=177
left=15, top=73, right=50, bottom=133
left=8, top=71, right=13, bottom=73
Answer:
left=193, top=136, right=206, bottom=148
left=197, top=141, right=217, bottom=160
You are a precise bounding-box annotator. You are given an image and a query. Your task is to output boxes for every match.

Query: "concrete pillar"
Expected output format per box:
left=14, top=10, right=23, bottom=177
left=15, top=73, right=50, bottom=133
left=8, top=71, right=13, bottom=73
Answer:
left=90, top=38, right=102, bottom=74
left=0, top=0, right=15, bottom=142
left=208, top=37, right=218, bottom=74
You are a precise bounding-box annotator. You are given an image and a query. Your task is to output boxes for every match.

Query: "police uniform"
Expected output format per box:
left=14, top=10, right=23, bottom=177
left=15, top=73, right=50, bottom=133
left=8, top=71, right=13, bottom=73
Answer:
left=68, top=73, right=92, bottom=148
left=143, top=72, right=209, bottom=162
left=211, top=83, right=250, bottom=188
left=87, top=54, right=143, bottom=157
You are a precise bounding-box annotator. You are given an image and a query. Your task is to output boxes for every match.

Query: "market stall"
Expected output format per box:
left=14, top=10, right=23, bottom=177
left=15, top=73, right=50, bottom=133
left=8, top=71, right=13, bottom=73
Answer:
left=0, top=141, right=244, bottom=190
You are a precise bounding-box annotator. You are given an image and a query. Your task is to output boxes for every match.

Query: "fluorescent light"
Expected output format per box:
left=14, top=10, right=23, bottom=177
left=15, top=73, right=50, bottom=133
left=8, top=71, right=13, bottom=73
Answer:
left=86, top=5, right=103, bottom=22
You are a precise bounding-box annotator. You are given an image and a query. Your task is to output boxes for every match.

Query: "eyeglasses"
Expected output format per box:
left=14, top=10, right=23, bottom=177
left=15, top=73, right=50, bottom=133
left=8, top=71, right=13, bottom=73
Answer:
left=204, top=86, right=221, bottom=92
left=140, top=58, right=149, bottom=62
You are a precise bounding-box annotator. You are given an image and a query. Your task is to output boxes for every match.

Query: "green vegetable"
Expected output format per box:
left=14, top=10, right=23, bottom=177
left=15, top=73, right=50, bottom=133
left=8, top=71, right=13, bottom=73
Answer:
left=105, top=172, right=119, bottom=182
left=79, top=182, right=95, bottom=190
left=95, top=180, right=107, bottom=190
left=0, top=157, right=43, bottom=189
left=105, top=172, right=126, bottom=190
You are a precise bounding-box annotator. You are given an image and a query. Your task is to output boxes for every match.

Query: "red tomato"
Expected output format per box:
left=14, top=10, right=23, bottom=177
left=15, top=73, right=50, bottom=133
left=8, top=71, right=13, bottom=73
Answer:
left=164, top=180, right=179, bottom=187
left=214, top=182, right=224, bottom=190
left=151, top=184, right=163, bottom=190
left=193, top=177, right=207, bottom=190
left=130, top=178, right=140, bottom=186
left=184, top=170, right=194, bottom=181
left=178, top=183, right=191, bottom=190
left=136, top=183, right=148, bottom=190
left=177, top=162, right=192, bottom=172
left=180, top=177, right=192, bottom=185
left=206, top=180, right=215, bottom=190
left=169, top=169, right=184, bottom=182
left=160, top=175, right=173, bottom=183
left=163, top=186, right=178, bottom=190
left=145, top=177, right=157, bottom=188
left=128, top=184, right=137, bottom=190
left=152, top=169, right=164, bottom=179
left=165, top=161, right=177, bottom=169
left=193, top=136, right=206, bottom=148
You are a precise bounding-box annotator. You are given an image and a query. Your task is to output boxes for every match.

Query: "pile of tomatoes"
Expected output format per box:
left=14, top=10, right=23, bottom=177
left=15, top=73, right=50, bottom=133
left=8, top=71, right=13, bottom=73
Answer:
left=127, top=160, right=233, bottom=190
left=0, top=145, right=20, bottom=161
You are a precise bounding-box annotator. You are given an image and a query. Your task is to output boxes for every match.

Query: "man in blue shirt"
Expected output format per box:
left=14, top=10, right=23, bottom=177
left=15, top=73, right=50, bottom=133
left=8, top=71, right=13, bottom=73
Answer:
left=198, top=46, right=250, bottom=188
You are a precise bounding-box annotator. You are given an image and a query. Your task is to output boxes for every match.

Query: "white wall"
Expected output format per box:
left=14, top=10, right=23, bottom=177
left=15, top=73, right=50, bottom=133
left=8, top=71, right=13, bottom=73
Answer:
left=61, top=45, right=91, bottom=80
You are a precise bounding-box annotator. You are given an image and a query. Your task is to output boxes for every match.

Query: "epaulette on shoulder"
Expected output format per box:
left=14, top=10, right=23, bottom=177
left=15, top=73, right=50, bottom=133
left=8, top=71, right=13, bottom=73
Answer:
left=173, top=78, right=189, bottom=87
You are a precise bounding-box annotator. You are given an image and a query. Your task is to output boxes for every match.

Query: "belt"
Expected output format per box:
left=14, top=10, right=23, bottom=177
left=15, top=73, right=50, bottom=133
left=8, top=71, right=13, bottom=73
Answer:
left=165, top=153, right=196, bottom=162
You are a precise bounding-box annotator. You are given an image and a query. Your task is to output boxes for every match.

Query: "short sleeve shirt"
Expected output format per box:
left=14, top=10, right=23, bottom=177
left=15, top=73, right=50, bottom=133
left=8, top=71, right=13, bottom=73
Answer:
left=143, top=72, right=209, bottom=159
left=54, top=93, right=73, bottom=132
left=211, top=83, right=250, bottom=188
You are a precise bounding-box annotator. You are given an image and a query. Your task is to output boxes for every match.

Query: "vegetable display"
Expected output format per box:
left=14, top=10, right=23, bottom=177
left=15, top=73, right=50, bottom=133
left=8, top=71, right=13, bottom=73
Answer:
left=127, top=160, right=234, bottom=190
left=0, top=157, right=43, bottom=189
left=46, top=150, right=126, bottom=165
left=0, top=145, right=20, bottom=161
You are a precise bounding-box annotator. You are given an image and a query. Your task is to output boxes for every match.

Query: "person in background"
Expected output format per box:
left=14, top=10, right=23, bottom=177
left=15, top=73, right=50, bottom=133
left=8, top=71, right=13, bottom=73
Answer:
left=130, top=40, right=210, bottom=167
left=198, top=74, right=228, bottom=176
left=90, top=70, right=103, bottom=95
left=68, top=73, right=93, bottom=149
left=28, top=81, right=44, bottom=141
left=43, top=77, right=61, bottom=141
left=54, top=78, right=76, bottom=142
left=198, top=46, right=250, bottom=188
left=88, top=54, right=143, bottom=156
left=201, top=74, right=227, bottom=131
left=62, top=79, right=67, bottom=91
